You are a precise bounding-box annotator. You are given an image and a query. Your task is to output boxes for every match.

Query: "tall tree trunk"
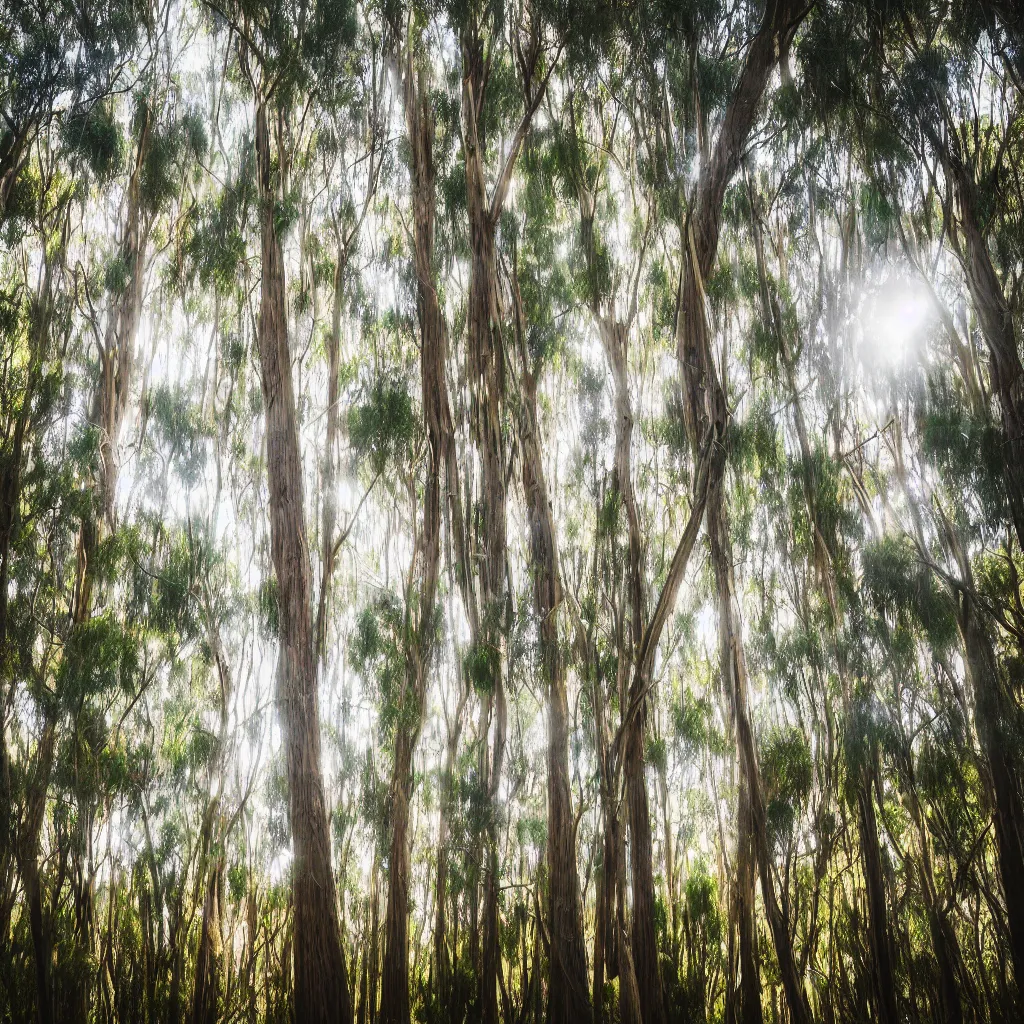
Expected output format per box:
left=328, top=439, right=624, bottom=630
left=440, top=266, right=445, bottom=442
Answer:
left=380, top=29, right=458, bottom=1023
left=602, top=319, right=665, bottom=1024
left=314, top=246, right=346, bottom=663
left=905, top=761, right=967, bottom=1024
left=380, top=730, right=418, bottom=1024
left=942, top=148, right=1024, bottom=554
left=942, top=520, right=1024, bottom=989
left=191, top=855, right=224, bottom=1024
left=856, top=775, right=898, bottom=1024
left=674, top=6, right=811, bottom=1024
left=939, top=168, right=1024, bottom=981
left=514, top=294, right=591, bottom=1024
left=707, top=483, right=813, bottom=1024
left=0, top=274, right=49, bottom=987
left=19, top=721, right=55, bottom=1024
left=253, top=93, right=352, bottom=1024
left=433, top=680, right=467, bottom=1011
left=622, top=720, right=665, bottom=1024
left=191, top=594, right=234, bottom=1024
left=461, top=29, right=509, bottom=1024
left=733, top=778, right=762, bottom=1024
left=587, top=293, right=664, bottom=1024
left=585, top=617, right=627, bottom=1023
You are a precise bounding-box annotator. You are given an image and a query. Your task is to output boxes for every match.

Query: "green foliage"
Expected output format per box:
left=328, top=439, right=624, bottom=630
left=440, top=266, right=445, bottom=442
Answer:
left=464, top=639, right=499, bottom=696
left=919, top=375, right=1006, bottom=531
left=685, top=867, right=721, bottom=943
left=137, top=102, right=207, bottom=216
left=861, top=535, right=958, bottom=654
left=147, top=382, right=210, bottom=487
left=730, top=395, right=782, bottom=477
left=348, top=373, right=418, bottom=475
left=353, top=590, right=419, bottom=740
left=179, top=156, right=254, bottom=294
left=761, top=726, right=813, bottom=848
left=104, top=251, right=134, bottom=296
left=61, top=102, right=123, bottom=181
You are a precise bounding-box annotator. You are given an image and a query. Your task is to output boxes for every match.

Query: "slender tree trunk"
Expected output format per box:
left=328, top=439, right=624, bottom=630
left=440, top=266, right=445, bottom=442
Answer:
left=598, top=315, right=665, bottom=1024
left=380, top=32, right=457, bottom=1023
left=674, top=7, right=810, bottom=1024
left=314, top=247, right=346, bottom=663
left=623, top=719, right=666, bottom=1024
left=0, top=290, right=48, bottom=1002
left=20, top=721, right=55, bottom=1024
left=734, top=778, right=762, bottom=1024
left=906, top=768, right=966, bottom=1024
left=253, top=93, right=351, bottom=1024
left=191, top=606, right=233, bottom=1024
left=953, top=556, right=1024, bottom=988
left=589, top=642, right=623, bottom=1022
left=461, top=30, right=509, bottom=1024
left=943, top=152, right=1024, bottom=554
left=433, top=683, right=466, bottom=1011
left=380, top=731, right=417, bottom=1024
left=514, top=305, right=591, bottom=1024
left=191, top=855, right=224, bottom=1024
left=708, top=481, right=813, bottom=1024
left=856, top=775, right=898, bottom=1024
left=370, top=854, right=381, bottom=1024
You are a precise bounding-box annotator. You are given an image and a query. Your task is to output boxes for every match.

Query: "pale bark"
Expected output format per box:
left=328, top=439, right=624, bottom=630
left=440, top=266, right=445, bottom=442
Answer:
left=512, top=276, right=591, bottom=1024
left=253, top=93, right=351, bottom=1024
left=675, top=4, right=812, bottom=1024
left=378, top=25, right=457, bottom=1023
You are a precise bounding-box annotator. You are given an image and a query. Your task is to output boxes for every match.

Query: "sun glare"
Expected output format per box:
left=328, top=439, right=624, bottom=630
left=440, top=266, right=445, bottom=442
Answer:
left=864, top=279, right=934, bottom=365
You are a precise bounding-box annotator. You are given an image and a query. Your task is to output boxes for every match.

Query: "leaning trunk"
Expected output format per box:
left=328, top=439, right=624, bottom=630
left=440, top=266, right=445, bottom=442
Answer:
left=957, top=577, right=1024, bottom=984
left=944, top=153, right=1024, bottom=554
left=674, top=5, right=810, bottom=1023
left=708, top=481, right=813, bottom=1024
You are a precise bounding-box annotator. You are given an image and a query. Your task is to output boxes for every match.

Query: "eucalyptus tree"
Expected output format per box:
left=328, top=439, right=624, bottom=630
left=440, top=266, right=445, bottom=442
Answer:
left=506, top=135, right=592, bottom=1024
left=209, top=0, right=362, bottom=1019
left=0, top=0, right=148, bottom=922
left=555, top=69, right=715, bottom=1024
left=655, top=3, right=814, bottom=1021
left=368, top=11, right=463, bottom=1024
left=447, top=3, right=561, bottom=1018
